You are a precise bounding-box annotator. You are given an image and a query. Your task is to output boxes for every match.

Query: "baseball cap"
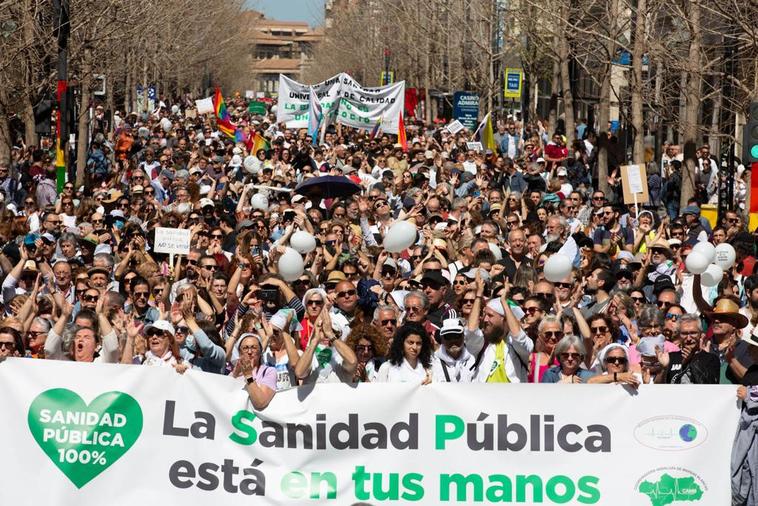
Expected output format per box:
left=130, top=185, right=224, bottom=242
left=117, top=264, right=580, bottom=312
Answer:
left=653, top=275, right=675, bottom=295
left=420, top=270, right=447, bottom=287
left=199, top=198, right=215, bottom=209
left=144, top=320, right=175, bottom=336
left=557, top=168, right=568, bottom=176
left=439, top=318, right=465, bottom=340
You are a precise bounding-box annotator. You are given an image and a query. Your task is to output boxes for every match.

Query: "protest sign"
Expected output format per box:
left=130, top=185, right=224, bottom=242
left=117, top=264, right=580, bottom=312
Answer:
left=446, top=119, right=465, bottom=135
left=195, top=97, right=214, bottom=115
left=466, top=141, right=484, bottom=152
left=248, top=101, right=267, bottom=115
left=453, top=91, right=480, bottom=130
left=0, top=359, right=737, bottom=505
left=153, top=227, right=191, bottom=256
left=621, top=164, right=650, bottom=205
left=276, top=73, right=405, bottom=134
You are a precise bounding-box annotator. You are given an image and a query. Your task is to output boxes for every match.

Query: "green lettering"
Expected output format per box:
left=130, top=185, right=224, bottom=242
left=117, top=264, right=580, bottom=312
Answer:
left=486, top=475, right=513, bottom=502
left=440, top=473, right=483, bottom=502
left=281, top=471, right=307, bottom=499
left=546, top=475, right=575, bottom=504
left=436, top=415, right=465, bottom=449
left=516, top=475, right=543, bottom=502
left=577, top=476, right=601, bottom=504
left=401, top=473, right=425, bottom=501
left=311, top=472, right=337, bottom=499
left=229, top=410, right=257, bottom=445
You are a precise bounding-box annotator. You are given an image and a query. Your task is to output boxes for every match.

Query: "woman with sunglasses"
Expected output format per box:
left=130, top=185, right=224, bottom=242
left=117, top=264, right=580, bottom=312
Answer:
left=540, top=334, right=596, bottom=383
left=231, top=333, right=277, bottom=410
left=345, top=321, right=388, bottom=382
left=588, top=343, right=640, bottom=387
left=584, top=314, right=620, bottom=372
left=528, top=315, right=562, bottom=383
left=299, top=288, right=327, bottom=350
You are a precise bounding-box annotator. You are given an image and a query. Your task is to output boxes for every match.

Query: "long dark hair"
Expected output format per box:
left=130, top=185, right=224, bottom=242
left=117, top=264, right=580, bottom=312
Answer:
left=388, top=322, right=432, bottom=369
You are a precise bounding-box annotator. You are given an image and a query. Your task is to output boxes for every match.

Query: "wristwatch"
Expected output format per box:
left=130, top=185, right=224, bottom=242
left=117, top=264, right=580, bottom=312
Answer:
left=246, top=376, right=256, bottom=385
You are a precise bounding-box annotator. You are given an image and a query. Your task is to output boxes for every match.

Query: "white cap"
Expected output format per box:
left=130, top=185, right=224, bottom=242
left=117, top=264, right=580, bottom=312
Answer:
left=557, top=168, right=568, bottom=176
left=199, top=198, right=215, bottom=208
left=439, top=318, right=465, bottom=338
left=145, top=320, right=175, bottom=336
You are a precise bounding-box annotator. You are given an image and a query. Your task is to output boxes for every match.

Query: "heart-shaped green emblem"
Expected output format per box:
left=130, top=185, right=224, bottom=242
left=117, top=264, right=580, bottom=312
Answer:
left=28, top=388, right=143, bottom=488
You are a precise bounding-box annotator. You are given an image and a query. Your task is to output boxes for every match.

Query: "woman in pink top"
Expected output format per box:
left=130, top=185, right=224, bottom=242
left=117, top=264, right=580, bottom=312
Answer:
left=528, top=315, right=562, bottom=383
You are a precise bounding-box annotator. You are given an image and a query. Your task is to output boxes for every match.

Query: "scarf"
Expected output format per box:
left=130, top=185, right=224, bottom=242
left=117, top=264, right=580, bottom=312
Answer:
left=143, top=349, right=177, bottom=367
left=316, top=345, right=333, bottom=369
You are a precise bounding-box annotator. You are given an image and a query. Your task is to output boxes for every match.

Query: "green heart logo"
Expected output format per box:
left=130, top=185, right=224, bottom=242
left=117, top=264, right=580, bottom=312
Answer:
left=28, top=388, right=143, bottom=488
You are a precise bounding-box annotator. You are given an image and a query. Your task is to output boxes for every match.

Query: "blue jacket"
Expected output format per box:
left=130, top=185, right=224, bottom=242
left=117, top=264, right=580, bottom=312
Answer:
left=540, top=365, right=595, bottom=383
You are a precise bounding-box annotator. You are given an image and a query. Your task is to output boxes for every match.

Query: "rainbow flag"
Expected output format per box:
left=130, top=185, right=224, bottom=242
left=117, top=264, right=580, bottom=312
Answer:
left=369, top=117, right=382, bottom=140
left=213, top=87, right=229, bottom=121
left=398, top=112, right=407, bottom=152
left=245, top=131, right=270, bottom=155
left=217, top=118, right=235, bottom=138
left=235, top=127, right=247, bottom=144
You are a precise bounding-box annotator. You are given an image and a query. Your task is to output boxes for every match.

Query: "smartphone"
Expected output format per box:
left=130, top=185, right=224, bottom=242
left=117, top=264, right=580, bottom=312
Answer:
left=259, top=289, right=278, bottom=302
left=251, top=245, right=261, bottom=256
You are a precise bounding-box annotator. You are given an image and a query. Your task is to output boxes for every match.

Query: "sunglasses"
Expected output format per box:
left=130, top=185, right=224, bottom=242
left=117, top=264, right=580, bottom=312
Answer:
left=656, top=301, right=673, bottom=309
left=462, top=298, right=476, bottom=304
left=382, top=270, right=396, bottom=279
left=0, top=342, right=15, bottom=350
left=543, top=331, right=564, bottom=340
left=153, top=288, right=165, bottom=295
left=631, top=296, right=645, bottom=303
left=560, top=352, right=582, bottom=360
left=380, top=319, right=396, bottom=326
left=355, top=345, right=373, bottom=352
left=307, top=299, right=324, bottom=307
left=175, top=326, right=189, bottom=335
left=605, top=356, right=627, bottom=365
left=591, top=325, right=608, bottom=334
left=665, top=313, right=681, bottom=322
left=134, top=291, right=149, bottom=299
left=337, top=289, right=357, bottom=298
left=82, top=294, right=98, bottom=302
left=554, top=282, right=572, bottom=289
left=201, top=264, right=217, bottom=271
left=145, top=328, right=166, bottom=338
left=524, top=306, right=541, bottom=314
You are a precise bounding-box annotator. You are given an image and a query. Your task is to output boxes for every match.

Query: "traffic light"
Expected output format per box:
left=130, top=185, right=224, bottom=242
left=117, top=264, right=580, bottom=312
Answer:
left=743, top=102, right=758, bottom=164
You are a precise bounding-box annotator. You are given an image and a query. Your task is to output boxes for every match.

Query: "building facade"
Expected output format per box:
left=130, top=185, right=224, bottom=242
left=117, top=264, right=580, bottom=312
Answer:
left=245, top=10, right=324, bottom=96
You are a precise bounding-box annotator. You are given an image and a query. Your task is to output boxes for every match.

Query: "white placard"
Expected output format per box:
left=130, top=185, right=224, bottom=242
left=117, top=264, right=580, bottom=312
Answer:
left=446, top=119, right=465, bottom=135
left=153, top=227, right=191, bottom=255
left=627, top=164, right=644, bottom=194
left=245, top=90, right=255, bottom=99
left=194, top=97, right=214, bottom=115
left=466, top=141, right=484, bottom=151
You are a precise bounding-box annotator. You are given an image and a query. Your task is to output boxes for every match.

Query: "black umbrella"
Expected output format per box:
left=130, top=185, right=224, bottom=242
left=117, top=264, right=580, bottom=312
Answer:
left=294, top=175, right=361, bottom=201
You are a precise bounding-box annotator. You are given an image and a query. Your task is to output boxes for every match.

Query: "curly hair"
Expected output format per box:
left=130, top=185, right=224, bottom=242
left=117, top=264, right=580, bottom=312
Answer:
left=387, top=322, right=432, bottom=368
left=586, top=314, right=621, bottom=343
left=345, top=322, right=388, bottom=359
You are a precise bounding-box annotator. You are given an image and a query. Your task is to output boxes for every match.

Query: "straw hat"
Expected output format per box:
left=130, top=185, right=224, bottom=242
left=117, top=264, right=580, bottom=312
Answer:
left=705, top=298, right=749, bottom=329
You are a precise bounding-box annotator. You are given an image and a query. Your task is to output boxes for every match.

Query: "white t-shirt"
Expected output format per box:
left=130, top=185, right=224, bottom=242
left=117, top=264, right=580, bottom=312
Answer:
left=376, top=358, right=430, bottom=384
left=262, top=349, right=301, bottom=391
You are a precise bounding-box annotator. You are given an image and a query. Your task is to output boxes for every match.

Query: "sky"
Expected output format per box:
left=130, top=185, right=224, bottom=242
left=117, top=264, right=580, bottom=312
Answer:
left=246, top=0, right=325, bottom=26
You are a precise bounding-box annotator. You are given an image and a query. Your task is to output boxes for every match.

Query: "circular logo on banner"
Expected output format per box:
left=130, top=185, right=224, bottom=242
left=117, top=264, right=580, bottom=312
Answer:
left=633, top=416, right=708, bottom=451
left=635, top=468, right=707, bottom=506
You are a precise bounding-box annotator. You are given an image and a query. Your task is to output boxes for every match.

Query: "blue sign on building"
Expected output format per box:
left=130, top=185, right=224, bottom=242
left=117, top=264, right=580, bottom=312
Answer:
left=453, top=91, right=480, bottom=131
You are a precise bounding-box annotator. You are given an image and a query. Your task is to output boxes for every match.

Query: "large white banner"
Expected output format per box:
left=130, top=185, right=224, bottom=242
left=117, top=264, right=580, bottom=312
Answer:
left=0, top=358, right=739, bottom=505
left=277, top=73, right=405, bottom=134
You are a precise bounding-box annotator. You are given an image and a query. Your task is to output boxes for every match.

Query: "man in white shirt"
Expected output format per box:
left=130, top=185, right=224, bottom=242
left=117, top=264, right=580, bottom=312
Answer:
left=432, top=318, right=478, bottom=382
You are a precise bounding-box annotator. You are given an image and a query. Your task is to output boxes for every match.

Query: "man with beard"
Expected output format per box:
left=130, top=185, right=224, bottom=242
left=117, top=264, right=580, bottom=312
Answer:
left=593, top=204, right=633, bottom=255
left=582, top=268, right=616, bottom=317
left=432, top=318, right=478, bottom=382
left=465, top=281, right=533, bottom=382
left=661, top=314, right=720, bottom=384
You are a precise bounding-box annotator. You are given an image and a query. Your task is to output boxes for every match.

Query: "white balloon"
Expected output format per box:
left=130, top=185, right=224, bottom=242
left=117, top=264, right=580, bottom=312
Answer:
left=488, top=242, right=502, bottom=261
left=243, top=156, right=256, bottom=171
left=700, top=263, right=723, bottom=287
left=692, top=241, right=716, bottom=263
left=278, top=247, right=304, bottom=281
left=714, top=243, right=736, bottom=271
left=171, top=105, right=180, bottom=114
left=543, top=254, right=573, bottom=283
left=290, top=230, right=316, bottom=254
left=250, top=193, right=268, bottom=210
left=685, top=251, right=709, bottom=275
left=383, top=221, right=417, bottom=253
left=160, top=117, right=172, bottom=133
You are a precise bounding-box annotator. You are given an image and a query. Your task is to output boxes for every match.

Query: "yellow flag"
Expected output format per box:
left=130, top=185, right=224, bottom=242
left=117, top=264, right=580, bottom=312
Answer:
left=478, top=112, right=497, bottom=152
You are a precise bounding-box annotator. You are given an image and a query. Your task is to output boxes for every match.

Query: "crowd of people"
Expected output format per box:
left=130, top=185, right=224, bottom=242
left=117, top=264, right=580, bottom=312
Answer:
left=0, top=95, right=756, bottom=415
